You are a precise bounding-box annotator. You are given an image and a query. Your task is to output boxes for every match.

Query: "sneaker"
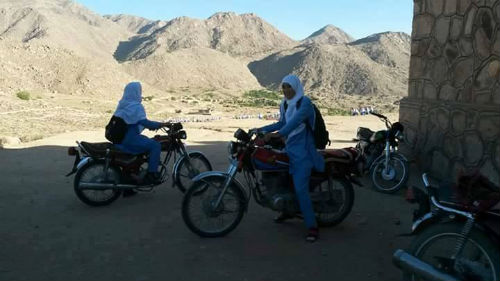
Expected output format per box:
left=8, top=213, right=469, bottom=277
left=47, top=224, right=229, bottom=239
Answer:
left=273, top=212, right=294, bottom=223
left=306, top=227, right=319, bottom=242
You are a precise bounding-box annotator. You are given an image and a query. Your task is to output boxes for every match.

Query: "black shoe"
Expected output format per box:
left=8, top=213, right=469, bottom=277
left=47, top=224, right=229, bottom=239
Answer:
left=274, top=212, right=294, bottom=223
left=122, top=189, right=138, bottom=197
left=141, top=172, right=161, bottom=186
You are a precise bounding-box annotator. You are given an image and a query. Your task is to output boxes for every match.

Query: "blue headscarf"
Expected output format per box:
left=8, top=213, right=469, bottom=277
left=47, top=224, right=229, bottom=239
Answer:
left=282, top=74, right=306, bottom=139
left=114, top=82, right=146, bottom=124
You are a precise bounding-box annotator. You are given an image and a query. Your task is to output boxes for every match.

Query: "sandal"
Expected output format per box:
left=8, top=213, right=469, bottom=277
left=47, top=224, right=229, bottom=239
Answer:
left=306, top=227, right=319, bottom=242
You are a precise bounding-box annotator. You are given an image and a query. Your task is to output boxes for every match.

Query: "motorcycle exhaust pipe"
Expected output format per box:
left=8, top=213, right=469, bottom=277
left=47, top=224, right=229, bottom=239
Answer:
left=393, top=250, right=460, bottom=281
left=78, top=182, right=141, bottom=190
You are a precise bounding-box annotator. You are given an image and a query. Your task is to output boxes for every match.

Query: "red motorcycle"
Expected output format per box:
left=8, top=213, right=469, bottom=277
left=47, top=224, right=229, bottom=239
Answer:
left=181, top=128, right=361, bottom=237
left=66, top=122, right=212, bottom=206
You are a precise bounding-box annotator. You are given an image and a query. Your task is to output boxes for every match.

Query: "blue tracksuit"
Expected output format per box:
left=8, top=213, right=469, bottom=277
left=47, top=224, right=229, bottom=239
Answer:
left=115, top=119, right=162, bottom=173
left=260, top=96, right=325, bottom=229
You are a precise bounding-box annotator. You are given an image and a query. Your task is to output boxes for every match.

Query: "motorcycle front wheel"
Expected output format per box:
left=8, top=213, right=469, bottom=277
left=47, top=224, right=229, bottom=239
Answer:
left=182, top=175, right=246, bottom=237
left=371, top=154, right=408, bottom=194
left=405, top=222, right=500, bottom=281
left=174, top=152, right=212, bottom=193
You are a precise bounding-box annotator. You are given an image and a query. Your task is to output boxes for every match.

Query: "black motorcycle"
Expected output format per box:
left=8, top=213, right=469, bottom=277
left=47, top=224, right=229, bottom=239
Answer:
left=354, top=112, right=408, bottom=193
left=393, top=173, right=500, bottom=281
left=66, top=122, right=212, bottom=206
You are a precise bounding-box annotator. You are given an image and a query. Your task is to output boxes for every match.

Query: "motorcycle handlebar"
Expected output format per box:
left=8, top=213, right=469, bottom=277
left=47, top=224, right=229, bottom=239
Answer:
left=370, top=112, right=387, bottom=119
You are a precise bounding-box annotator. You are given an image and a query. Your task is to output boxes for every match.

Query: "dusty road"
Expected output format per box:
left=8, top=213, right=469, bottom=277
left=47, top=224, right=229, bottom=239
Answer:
left=0, top=116, right=416, bottom=281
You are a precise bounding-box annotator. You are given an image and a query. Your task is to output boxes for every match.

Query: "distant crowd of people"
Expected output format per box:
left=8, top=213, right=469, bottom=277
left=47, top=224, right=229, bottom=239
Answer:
left=351, top=106, right=375, bottom=116
left=233, top=112, right=280, bottom=120
left=166, top=116, right=222, bottom=123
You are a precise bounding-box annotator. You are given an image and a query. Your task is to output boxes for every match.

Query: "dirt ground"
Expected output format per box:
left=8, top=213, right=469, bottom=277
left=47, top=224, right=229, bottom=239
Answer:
left=0, top=114, right=418, bottom=281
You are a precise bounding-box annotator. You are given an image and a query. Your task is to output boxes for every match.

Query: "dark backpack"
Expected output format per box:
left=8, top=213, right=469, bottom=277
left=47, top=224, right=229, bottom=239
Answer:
left=105, top=115, right=128, bottom=144
left=284, top=97, right=331, bottom=149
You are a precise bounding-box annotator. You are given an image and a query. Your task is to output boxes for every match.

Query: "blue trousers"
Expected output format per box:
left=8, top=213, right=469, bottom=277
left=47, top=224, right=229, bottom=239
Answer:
left=116, top=134, right=161, bottom=173
left=291, top=163, right=317, bottom=229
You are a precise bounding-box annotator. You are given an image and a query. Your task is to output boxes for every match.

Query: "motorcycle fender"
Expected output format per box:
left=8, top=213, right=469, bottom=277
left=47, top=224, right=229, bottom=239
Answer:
left=411, top=212, right=456, bottom=234
left=192, top=171, right=248, bottom=211
left=77, top=157, right=92, bottom=170
left=65, top=155, right=91, bottom=177
left=172, top=151, right=209, bottom=186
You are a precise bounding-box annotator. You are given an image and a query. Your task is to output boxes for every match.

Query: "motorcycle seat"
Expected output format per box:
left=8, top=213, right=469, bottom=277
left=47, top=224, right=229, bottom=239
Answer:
left=322, top=148, right=356, bottom=164
left=80, top=142, right=136, bottom=158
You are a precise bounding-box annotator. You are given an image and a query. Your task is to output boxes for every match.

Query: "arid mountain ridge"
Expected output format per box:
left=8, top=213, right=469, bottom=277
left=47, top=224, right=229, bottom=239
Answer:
left=0, top=0, right=410, bottom=100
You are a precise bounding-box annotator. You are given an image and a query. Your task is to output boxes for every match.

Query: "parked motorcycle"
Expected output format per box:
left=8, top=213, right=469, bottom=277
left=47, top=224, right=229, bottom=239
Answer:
left=66, top=122, right=212, bottom=206
left=181, top=128, right=358, bottom=237
left=353, top=112, right=409, bottom=193
left=393, top=173, right=500, bottom=281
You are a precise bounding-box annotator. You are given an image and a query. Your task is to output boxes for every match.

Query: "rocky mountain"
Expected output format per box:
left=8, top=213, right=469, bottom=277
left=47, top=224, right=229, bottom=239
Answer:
left=248, top=43, right=408, bottom=102
left=114, top=12, right=297, bottom=61
left=123, top=47, right=261, bottom=91
left=0, top=0, right=411, bottom=107
left=301, top=25, right=353, bottom=45
left=0, top=0, right=131, bottom=60
left=350, top=32, right=411, bottom=68
left=104, top=14, right=166, bottom=34
left=0, top=39, right=152, bottom=98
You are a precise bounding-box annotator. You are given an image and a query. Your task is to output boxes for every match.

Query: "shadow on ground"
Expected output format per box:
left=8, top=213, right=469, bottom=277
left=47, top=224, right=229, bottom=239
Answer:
left=0, top=142, right=415, bottom=281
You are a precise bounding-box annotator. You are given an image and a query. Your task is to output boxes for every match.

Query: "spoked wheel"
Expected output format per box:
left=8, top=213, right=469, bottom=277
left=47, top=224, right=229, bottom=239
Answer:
left=182, top=176, right=246, bottom=237
left=74, top=162, right=122, bottom=207
left=405, top=222, right=500, bottom=281
left=371, top=155, right=408, bottom=194
left=175, top=152, right=212, bottom=193
left=312, top=176, right=354, bottom=227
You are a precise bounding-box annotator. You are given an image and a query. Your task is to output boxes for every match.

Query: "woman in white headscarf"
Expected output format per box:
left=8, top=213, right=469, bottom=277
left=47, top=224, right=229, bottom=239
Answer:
left=256, top=74, right=324, bottom=242
left=114, top=82, right=168, bottom=187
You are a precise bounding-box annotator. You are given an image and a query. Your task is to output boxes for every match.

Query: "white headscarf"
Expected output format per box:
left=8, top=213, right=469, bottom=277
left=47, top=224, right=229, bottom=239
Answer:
left=282, top=74, right=306, bottom=139
left=114, top=82, right=146, bottom=124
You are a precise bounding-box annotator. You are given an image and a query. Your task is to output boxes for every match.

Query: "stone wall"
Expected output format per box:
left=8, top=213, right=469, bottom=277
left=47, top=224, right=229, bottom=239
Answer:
left=400, top=0, right=500, bottom=185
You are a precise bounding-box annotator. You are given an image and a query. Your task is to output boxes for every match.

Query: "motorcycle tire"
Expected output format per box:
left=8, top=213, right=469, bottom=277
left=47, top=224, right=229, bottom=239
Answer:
left=174, top=152, right=212, bottom=193
left=371, top=154, right=409, bottom=194
left=404, top=222, right=500, bottom=281
left=73, top=161, right=122, bottom=207
left=182, top=175, right=246, bottom=237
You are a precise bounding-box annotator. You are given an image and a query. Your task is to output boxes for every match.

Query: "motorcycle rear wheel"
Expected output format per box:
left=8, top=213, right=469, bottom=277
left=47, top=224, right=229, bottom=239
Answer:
left=314, top=177, right=354, bottom=227
left=405, top=222, right=500, bottom=281
left=74, top=162, right=122, bottom=207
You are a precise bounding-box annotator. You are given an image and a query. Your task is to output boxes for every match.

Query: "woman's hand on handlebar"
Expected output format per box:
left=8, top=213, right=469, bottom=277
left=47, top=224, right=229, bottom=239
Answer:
left=160, top=122, right=171, bottom=128
left=263, top=132, right=281, bottom=143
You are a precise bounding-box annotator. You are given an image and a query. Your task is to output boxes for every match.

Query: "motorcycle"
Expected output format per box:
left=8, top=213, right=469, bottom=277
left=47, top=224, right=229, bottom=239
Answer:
left=393, top=173, right=500, bottom=281
left=66, top=122, right=212, bottom=206
left=181, top=128, right=358, bottom=237
left=353, top=111, right=409, bottom=193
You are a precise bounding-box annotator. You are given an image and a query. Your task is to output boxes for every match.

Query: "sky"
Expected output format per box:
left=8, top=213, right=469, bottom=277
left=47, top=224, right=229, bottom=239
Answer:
left=76, top=0, right=413, bottom=40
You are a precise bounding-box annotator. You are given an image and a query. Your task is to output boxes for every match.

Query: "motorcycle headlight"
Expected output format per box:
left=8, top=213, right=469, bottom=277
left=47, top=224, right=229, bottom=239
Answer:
left=228, top=141, right=238, bottom=156
left=177, top=130, right=187, bottom=140
left=395, top=131, right=404, bottom=141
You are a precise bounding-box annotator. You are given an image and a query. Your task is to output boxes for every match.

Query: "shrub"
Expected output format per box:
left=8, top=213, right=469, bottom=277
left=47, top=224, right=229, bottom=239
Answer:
left=16, top=91, right=31, bottom=100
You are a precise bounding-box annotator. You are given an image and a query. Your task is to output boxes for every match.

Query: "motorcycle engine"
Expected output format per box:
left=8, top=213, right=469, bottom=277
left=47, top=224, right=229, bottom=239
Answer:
left=259, top=171, right=298, bottom=213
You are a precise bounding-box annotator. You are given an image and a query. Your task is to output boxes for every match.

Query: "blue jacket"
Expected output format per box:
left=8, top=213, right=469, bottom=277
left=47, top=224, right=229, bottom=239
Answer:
left=115, top=119, right=162, bottom=154
left=260, top=96, right=324, bottom=174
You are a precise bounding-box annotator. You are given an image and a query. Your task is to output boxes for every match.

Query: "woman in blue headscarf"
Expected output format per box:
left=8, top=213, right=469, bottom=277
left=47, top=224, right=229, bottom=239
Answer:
left=113, top=82, right=168, bottom=187
left=257, top=74, right=324, bottom=242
